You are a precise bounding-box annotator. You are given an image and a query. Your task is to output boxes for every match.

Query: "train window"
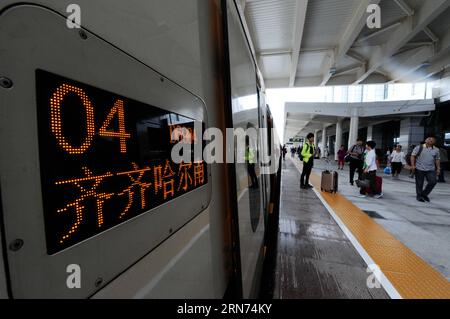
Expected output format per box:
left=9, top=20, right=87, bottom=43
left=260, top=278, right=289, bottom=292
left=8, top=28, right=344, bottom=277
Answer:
left=36, top=70, right=207, bottom=254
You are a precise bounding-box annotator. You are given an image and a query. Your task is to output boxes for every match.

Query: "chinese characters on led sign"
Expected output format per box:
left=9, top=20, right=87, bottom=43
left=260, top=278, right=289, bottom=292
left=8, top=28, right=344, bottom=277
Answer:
left=36, top=70, right=207, bottom=254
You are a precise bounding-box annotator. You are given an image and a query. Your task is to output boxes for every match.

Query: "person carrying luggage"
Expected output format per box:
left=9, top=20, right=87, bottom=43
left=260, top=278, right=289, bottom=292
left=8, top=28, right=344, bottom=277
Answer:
left=358, top=141, right=383, bottom=199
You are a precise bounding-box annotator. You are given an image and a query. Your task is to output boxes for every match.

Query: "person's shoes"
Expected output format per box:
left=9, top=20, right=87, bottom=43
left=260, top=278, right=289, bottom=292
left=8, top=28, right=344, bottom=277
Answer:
left=438, top=180, right=446, bottom=183
left=300, top=185, right=307, bottom=189
left=416, top=196, right=425, bottom=202
left=422, top=195, right=430, bottom=202
left=350, top=182, right=354, bottom=186
left=306, top=184, right=314, bottom=189
left=374, top=193, right=383, bottom=199
left=358, top=194, right=367, bottom=198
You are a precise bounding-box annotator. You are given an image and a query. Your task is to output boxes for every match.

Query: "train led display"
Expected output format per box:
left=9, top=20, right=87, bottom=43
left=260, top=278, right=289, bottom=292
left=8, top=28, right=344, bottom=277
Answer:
left=36, top=70, right=207, bottom=254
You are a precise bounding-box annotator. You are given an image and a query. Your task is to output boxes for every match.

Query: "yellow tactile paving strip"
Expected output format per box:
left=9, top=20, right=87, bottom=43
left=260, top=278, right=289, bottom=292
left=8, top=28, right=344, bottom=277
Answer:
left=291, top=158, right=450, bottom=299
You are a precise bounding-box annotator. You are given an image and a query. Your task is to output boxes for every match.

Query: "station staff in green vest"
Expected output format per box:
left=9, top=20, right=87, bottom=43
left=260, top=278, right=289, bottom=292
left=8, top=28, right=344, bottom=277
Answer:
left=300, top=133, right=315, bottom=189
left=245, top=142, right=258, bottom=189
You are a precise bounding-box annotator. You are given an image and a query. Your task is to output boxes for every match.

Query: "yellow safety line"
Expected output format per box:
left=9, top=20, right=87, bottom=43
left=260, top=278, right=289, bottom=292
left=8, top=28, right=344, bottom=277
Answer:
left=291, top=158, right=450, bottom=299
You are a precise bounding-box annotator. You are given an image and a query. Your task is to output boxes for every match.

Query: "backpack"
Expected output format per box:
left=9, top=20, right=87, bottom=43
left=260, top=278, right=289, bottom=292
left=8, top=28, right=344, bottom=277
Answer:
left=299, top=144, right=309, bottom=162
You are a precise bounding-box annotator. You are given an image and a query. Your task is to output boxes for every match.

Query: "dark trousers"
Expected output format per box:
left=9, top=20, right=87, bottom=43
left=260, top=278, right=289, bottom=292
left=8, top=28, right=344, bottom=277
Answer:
left=300, top=160, right=313, bottom=186
left=359, top=170, right=379, bottom=195
left=415, top=169, right=437, bottom=198
left=247, top=163, right=258, bottom=187
left=349, top=159, right=363, bottom=183
left=391, top=162, right=402, bottom=176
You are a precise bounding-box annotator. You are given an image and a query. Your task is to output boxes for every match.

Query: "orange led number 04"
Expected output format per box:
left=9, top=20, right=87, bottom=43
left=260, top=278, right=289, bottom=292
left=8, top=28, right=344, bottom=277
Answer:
left=50, top=84, right=130, bottom=154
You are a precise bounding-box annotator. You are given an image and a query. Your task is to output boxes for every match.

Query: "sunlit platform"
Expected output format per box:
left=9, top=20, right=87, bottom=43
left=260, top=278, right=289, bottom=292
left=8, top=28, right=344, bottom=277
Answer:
left=277, top=156, right=450, bottom=299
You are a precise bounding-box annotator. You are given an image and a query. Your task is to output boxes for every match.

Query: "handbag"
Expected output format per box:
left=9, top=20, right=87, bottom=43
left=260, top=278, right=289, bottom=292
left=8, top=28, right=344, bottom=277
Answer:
left=355, top=179, right=370, bottom=188
left=345, top=145, right=357, bottom=163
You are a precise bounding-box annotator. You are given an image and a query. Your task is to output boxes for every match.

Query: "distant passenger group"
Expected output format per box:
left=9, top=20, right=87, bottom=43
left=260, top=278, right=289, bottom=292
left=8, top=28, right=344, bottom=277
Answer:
left=291, top=134, right=445, bottom=203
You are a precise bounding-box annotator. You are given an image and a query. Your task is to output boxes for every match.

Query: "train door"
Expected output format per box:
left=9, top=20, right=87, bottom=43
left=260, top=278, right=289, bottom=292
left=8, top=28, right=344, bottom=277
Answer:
left=225, top=0, right=266, bottom=298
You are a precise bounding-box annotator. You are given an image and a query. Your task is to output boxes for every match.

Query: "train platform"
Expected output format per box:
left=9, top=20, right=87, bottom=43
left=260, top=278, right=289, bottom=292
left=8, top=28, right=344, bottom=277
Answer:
left=312, top=158, right=450, bottom=282
left=270, top=157, right=450, bottom=299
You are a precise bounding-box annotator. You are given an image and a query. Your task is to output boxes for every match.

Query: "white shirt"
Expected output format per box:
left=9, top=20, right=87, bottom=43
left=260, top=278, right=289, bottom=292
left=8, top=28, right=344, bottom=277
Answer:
left=390, top=151, right=405, bottom=164
left=365, top=149, right=377, bottom=171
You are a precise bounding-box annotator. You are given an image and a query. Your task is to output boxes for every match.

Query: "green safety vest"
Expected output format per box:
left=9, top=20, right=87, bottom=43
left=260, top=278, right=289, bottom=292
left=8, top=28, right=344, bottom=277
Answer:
left=301, top=142, right=314, bottom=163
left=245, top=148, right=255, bottom=163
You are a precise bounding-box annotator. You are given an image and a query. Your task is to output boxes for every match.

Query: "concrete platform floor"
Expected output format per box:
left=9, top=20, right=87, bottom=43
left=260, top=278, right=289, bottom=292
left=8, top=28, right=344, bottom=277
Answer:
left=307, top=157, right=450, bottom=281
left=273, top=159, right=389, bottom=298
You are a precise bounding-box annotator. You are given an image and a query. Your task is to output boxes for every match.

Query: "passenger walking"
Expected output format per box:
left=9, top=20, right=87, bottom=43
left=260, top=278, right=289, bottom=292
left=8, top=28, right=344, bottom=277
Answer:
left=337, top=145, right=346, bottom=170
left=359, top=141, right=383, bottom=199
left=347, top=138, right=365, bottom=185
left=297, top=145, right=302, bottom=159
left=282, top=145, right=287, bottom=160
left=386, top=147, right=392, bottom=167
left=300, top=133, right=315, bottom=190
left=390, top=145, right=405, bottom=177
left=411, top=137, right=440, bottom=202
left=438, top=147, right=448, bottom=183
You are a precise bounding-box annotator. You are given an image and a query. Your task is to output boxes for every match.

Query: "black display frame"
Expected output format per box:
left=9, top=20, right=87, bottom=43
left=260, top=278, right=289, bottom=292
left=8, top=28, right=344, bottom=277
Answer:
left=36, top=69, right=207, bottom=254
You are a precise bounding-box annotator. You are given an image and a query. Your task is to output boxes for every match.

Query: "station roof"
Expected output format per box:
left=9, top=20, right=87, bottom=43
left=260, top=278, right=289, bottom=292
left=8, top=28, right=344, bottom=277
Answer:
left=239, top=0, right=450, bottom=88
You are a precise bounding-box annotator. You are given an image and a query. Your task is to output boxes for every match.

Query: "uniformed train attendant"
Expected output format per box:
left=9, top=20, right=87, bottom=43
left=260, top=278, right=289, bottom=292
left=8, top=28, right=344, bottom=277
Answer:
left=300, top=133, right=315, bottom=189
left=245, top=139, right=259, bottom=189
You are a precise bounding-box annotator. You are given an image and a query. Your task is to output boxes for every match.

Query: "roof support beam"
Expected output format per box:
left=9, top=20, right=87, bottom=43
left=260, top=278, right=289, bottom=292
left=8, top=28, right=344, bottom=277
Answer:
left=346, top=50, right=366, bottom=64
left=353, top=22, right=402, bottom=46
left=333, top=64, right=365, bottom=77
left=423, top=55, right=450, bottom=80
left=320, top=0, right=381, bottom=86
left=393, top=0, right=414, bottom=16
left=353, top=0, right=450, bottom=84
left=417, top=28, right=450, bottom=80
left=289, top=0, right=309, bottom=87
left=424, top=27, right=439, bottom=43
left=320, top=51, right=335, bottom=86
left=387, top=45, right=435, bottom=82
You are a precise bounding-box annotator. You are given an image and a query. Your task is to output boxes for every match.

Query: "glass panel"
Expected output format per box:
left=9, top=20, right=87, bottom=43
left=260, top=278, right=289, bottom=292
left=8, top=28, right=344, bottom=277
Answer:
left=227, top=1, right=264, bottom=298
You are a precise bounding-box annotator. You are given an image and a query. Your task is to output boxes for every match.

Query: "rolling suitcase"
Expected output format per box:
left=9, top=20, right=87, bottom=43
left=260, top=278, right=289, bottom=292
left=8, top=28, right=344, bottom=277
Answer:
left=365, top=176, right=382, bottom=194
left=321, top=170, right=338, bottom=193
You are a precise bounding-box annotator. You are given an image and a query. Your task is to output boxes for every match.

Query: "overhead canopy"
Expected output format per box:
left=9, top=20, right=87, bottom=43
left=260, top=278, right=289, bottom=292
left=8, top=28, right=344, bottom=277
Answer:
left=239, top=0, right=450, bottom=87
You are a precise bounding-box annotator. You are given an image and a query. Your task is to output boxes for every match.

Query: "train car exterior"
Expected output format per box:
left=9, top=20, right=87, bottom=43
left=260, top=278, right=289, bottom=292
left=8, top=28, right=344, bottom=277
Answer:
left=0, top=0, right=281, bottom=298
